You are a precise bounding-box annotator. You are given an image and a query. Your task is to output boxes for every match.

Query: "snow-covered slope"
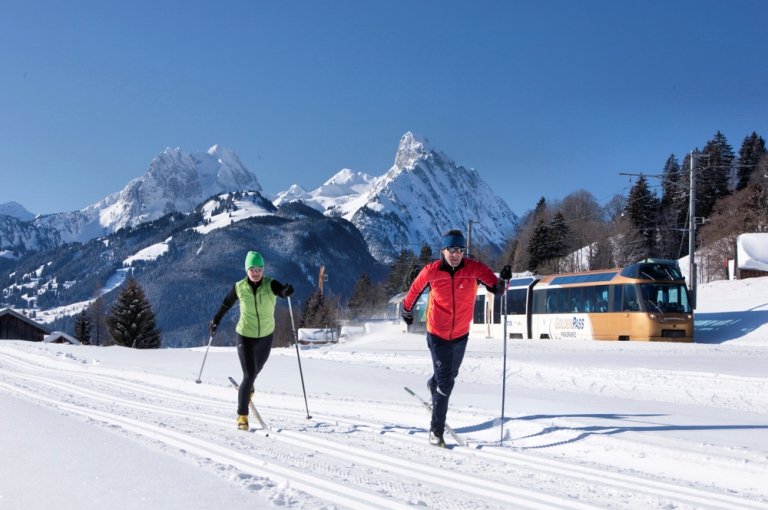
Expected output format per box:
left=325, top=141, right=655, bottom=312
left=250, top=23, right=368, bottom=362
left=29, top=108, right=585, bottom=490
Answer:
left=273, top=169, right=376, bottom=217
left=33, top=145, right=261, bottom=243
left=1, top=277, right=766, bottom=509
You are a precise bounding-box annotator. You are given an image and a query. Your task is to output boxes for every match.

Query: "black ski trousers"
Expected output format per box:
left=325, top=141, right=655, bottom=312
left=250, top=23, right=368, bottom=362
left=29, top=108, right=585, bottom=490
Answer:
left=426, top=332, right=469, bottom=436
left=236, top=332, right=273, bottom=415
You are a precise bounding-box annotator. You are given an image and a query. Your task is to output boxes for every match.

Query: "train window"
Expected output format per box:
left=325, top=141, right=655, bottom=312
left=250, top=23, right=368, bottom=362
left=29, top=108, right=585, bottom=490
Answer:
left=610, top=285, right=620, bottom=312
left=557, top=288, right=569, bottom=313
left=595, top=285, right=609, bottom=312
left=474, top=295, right=486, bottom=324
left=638, top=283, right=692, bottom=313
left=506, top=288, right=527, bottom=315
left=583, top=286, right=596, bottom=312
left=622, top=284, right=640, bottom=311
left=569, top=287, right=583, bottom=312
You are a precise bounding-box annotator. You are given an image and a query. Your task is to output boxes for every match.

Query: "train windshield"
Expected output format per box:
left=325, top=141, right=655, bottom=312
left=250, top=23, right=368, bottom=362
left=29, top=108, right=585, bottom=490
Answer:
left=639, top=283, right=692, bottom=313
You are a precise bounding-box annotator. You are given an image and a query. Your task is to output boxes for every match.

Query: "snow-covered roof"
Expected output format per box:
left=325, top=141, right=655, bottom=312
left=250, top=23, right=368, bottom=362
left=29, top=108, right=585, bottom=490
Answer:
left=737, top=233, right=768, bottom=272
left=44, top=331, right=81, bottom=345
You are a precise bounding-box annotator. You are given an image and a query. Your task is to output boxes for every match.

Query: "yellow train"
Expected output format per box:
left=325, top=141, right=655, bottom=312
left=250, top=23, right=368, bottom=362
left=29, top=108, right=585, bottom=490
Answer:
left=471, top=259, right=694, bottom=342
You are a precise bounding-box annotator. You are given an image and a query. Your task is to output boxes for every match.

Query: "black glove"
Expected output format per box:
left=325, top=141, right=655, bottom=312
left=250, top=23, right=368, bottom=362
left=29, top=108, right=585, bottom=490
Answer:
left=499, top=264, right=512, bottom=280
left=401, top=309, right=414, bottom=326
left=208, top=320, right=217, bottom=337
left=279, top=284, right=294, bottom=298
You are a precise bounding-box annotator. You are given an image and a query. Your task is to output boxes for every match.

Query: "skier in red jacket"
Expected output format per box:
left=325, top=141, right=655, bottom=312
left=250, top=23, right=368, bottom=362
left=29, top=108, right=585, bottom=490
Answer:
left=402, top=229, right=511, bottom=446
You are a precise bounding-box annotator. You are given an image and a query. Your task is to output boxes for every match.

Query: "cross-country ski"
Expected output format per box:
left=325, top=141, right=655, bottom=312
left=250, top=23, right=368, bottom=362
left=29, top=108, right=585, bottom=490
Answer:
left=404, top=386, right=466, bottom=447
left=228, top=376, right=270, bottom=434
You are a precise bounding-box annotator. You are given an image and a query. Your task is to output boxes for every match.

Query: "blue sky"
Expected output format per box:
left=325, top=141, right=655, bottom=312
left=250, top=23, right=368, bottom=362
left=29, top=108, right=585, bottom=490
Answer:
left=2, top=1, right=767, bottom=217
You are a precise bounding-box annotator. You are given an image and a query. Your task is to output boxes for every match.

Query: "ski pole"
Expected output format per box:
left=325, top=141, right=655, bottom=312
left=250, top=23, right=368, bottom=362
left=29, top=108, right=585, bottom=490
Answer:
left=287, top=296, right=312, bottom=419
left=195, top=335, right=214, bottom=384
left=500, top=279, right=509, bottom=444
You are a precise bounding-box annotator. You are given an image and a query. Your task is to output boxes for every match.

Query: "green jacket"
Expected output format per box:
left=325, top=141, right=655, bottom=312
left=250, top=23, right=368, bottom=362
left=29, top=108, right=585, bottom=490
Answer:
left=235, top=276, right=277, bottom=338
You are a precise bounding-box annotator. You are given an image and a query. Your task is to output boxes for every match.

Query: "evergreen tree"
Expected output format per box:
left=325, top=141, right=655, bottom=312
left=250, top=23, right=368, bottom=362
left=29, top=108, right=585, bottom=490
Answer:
left=105, top=278, right=161, bottom=349
left=417, top=243, right=433, bottom=267
left=548, top=211, right=570, bottom=261
left=658, top=155, right=687, bottom=259
left=384, top=249, right=417, bottom=295
left=301, top=289, right=337, bottom=329
left=736, top=132, right=766, bottom=190
left=624, top=174, right=658, bottom=255
left=347, top=273, right=375, bottom=319
left=698, top=131, right=734, bottom=218
left=660, top=155, right=682, bottom=207
left=526, top=220, right=550, bottom=272
left=73, top=310, right=92, bottom=345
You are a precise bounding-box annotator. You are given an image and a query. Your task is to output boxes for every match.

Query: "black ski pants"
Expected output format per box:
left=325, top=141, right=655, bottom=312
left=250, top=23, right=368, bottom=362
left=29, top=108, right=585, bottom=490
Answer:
left=236, top=332, right=273, bottom=416
left=426, top=332, right=468, bottom=436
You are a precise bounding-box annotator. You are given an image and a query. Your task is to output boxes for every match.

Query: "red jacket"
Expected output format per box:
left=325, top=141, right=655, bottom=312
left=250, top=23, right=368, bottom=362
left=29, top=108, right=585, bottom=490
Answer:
left=403, top=257, right=499, bottom=340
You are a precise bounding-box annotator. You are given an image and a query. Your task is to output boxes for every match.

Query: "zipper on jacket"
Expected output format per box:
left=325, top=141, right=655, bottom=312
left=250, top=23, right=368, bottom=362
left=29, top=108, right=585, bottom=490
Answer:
left=450, top=272, right=456, bottom=339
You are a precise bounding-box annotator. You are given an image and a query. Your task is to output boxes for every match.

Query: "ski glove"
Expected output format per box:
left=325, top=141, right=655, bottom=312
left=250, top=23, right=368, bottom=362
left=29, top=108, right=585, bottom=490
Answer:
left=499, top=264, right=512, bottom=280
left=208, top=320, right=217, bottom=337
left=279, top=284, right=294, bottom=298
left=401, top=309, right=414, bottom=326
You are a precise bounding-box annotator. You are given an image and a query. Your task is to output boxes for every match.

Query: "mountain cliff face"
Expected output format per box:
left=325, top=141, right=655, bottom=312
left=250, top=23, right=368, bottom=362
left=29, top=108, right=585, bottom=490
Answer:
left=33, top=145, right=261, bottom=244
left=275, top=133, right=518, bottom=261
left=351, top=132, right=517, bottom=260
left=0, top=215, right=61, bottom=257
left=4, top=134, right=515, bottom=262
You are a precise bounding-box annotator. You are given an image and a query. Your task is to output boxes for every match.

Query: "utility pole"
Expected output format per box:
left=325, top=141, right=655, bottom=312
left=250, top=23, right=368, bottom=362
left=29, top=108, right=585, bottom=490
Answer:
left=688, top=151, right=697, bottom=309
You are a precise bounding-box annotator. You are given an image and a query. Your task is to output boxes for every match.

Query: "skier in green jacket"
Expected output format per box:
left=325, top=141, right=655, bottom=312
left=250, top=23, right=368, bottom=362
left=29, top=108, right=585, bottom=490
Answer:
left=209, top=251, right=293, bottom=430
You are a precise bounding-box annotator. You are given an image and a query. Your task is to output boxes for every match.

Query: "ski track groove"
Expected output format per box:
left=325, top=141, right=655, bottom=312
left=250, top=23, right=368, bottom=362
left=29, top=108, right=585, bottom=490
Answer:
left=0, top=348, right=765, bottom=510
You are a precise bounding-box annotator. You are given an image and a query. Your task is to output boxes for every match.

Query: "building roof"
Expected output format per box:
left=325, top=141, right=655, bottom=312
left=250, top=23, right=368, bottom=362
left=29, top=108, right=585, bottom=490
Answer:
left=737, top=233, right=768, bottom=272
left=0, top=308, right=50, bottom=334
left=44, top=331, right=81, bottom=345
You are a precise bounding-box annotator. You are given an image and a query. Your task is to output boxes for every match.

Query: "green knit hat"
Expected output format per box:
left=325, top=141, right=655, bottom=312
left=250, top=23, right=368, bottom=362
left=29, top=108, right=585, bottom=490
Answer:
left=244, top=251, right=264, bottom=272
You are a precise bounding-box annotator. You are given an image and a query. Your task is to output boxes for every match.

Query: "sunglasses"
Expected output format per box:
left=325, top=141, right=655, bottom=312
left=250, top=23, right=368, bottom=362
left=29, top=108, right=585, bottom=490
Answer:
left=247, top=266, right=264, bottom=272
left=445, top=247, right=465, bottom=254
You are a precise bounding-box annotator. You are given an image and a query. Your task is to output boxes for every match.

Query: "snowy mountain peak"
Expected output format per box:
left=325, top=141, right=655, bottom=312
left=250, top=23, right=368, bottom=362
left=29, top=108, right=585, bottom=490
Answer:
left=33, top=146, right=262, bottom=243
left=0, top=201, right=35, bottom=221
left=322, top=169, right=375, bottom=197
left=394, top=132, right=435, bottom=170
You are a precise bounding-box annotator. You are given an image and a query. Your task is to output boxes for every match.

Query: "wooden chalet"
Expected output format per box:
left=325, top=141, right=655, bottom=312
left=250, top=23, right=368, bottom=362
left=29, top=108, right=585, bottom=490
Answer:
left=0, top=308, right=50, bottom=342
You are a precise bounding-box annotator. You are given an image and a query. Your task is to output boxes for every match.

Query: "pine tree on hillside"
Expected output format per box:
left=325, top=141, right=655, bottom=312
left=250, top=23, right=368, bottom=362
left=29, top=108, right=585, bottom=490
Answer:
left=548, top=211, right=570, bottom=261
left=301, top=289, right=337, bottom=329
left=736, top=132, right=767, bottom=191
left=417, top=243, right=433, bottom=267
left=347, top=273, right=375, bottom=319
left=526, top=220, right=550, bottom=272
left=658, top=154, right=687, bottom=259
left=106, top=278, right=161, bottom=349
left=698, top=131, right=734, bottom=218
left=624, top=174, right=658, bottom=256
left=384, top=249, right=417, bottom=295
left=73, top=310, right=92, bottom=345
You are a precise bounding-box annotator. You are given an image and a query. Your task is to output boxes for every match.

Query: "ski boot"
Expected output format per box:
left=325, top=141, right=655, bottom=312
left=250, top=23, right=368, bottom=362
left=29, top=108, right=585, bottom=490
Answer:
left=429, top=428, right=446, bottom=448
left=237, top=415, right=249, bottom=431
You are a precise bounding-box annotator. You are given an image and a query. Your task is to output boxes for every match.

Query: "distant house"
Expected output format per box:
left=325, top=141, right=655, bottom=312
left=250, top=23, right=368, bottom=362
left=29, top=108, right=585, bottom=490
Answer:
left=735, top=233, right=768, bottom=279
left=0, top=308, right=50, bottom=342
left=44, top=331, right=81, bottom=345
